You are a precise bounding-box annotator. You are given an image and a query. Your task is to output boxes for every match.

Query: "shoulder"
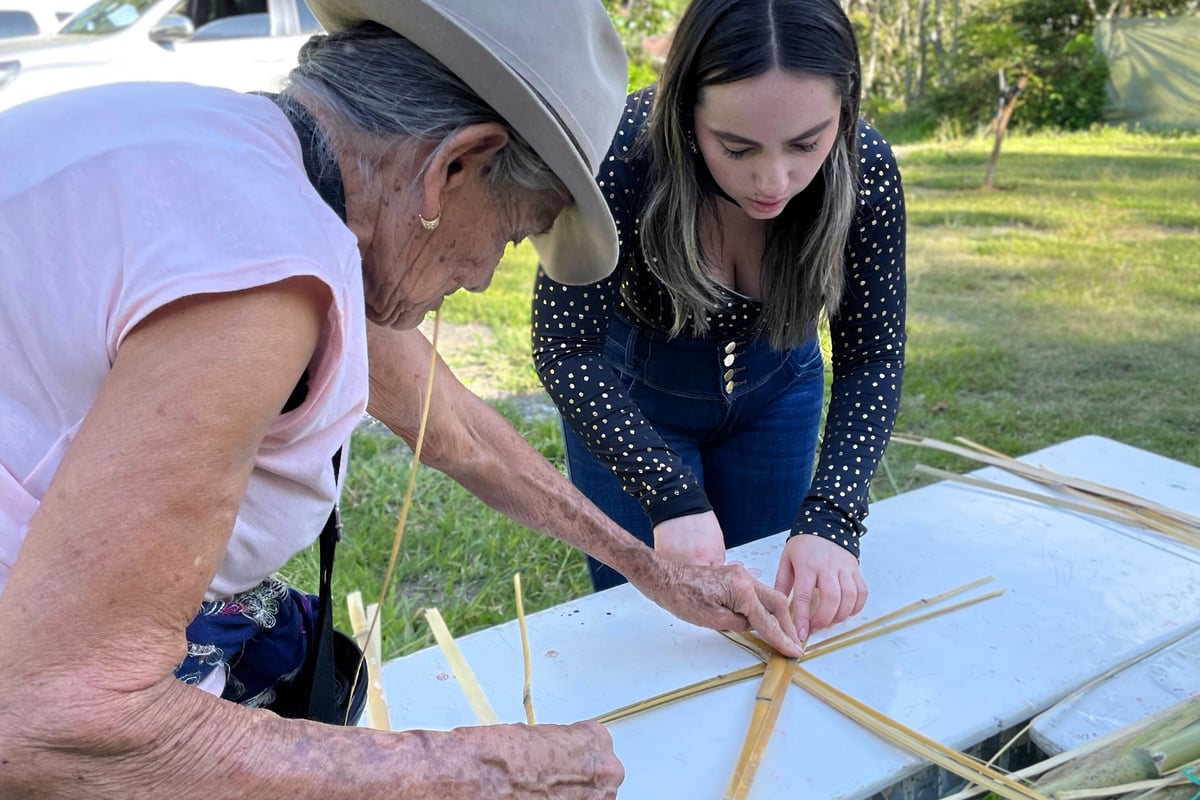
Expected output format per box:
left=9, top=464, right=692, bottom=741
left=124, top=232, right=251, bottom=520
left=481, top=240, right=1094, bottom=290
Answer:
left=852, top=118, right=904, bottom=206
left=854, top=118, right=902, bottom=185
left=2, top=83, right=304, bottom=202
left=612, top=87, right=656, bottom=154
left=597, top=87, right=657, bottom=219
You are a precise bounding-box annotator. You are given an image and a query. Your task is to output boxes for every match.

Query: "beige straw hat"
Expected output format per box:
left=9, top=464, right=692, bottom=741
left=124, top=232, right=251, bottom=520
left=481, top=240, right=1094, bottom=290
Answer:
left=305, top=0, right=628, bottom=285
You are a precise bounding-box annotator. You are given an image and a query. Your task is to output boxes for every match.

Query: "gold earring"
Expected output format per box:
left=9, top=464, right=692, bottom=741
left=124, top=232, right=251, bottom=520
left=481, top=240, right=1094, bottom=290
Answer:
left=418, top=210, right=441, bottom=231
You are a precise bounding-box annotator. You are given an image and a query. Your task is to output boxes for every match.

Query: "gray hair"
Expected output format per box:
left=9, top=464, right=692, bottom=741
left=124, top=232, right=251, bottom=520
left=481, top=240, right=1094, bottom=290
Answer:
left=281, top=22, right=569, bottom=205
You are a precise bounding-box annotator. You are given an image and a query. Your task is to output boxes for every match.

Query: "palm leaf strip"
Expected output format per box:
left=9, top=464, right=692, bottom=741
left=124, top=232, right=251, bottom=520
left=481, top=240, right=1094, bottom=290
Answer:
left=790, top=666, right=1052, bottom=800
left=915, top=465, right=1199, bottom=548
left=892, top=434, right=1200, bottom=535
left=723, top=654, right=797, bottom=799
left=514, top=572, right=536, bottom=725
left=423, top=606, right=500, bottom=725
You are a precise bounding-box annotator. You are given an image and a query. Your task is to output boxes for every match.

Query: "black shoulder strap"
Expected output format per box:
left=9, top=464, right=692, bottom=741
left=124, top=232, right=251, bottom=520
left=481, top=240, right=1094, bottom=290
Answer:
left=303, top=448, right=343, bottom=723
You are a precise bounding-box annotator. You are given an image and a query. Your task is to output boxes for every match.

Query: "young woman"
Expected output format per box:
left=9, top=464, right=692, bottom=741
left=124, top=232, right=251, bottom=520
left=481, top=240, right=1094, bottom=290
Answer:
left=533, top=0, right=907, bottom=642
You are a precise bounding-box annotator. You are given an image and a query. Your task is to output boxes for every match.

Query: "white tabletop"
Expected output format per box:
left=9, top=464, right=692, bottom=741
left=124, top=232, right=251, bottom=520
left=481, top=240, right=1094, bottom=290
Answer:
left=376, top=436, right=1200, bottom=799
left=1029, top=627, right=1200, bottom=755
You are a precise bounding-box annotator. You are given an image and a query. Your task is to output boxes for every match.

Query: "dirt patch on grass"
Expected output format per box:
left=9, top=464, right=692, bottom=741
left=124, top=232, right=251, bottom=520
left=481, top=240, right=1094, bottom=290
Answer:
left=360, top=320, right=558, bottom=435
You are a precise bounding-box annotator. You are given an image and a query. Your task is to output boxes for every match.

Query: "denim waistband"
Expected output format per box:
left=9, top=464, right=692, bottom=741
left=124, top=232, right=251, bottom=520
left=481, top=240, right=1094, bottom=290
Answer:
left=607, top=312, right=819, bottom=400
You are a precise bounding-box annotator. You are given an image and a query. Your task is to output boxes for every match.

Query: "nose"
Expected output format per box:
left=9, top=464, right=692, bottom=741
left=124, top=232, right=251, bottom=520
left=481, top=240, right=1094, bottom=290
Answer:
left=755, top=158, right=790, bottom=198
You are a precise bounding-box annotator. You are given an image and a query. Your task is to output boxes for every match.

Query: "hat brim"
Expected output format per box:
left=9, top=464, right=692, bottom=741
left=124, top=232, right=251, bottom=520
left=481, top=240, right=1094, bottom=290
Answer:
left=307, top=0, right=620, bottom=285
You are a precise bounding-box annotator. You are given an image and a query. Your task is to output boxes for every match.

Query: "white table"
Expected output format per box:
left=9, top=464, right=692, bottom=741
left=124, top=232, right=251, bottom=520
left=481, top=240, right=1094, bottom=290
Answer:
left=376, top=436, right=1200, bottom=799
left=1029, top=628, right=1200, bottom=755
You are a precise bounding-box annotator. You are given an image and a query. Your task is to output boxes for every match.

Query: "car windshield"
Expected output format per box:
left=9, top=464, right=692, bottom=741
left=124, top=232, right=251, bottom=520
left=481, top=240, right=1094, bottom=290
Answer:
left=59, top=0, right=160, bottom=34
left=0, top=10, right=40, bottom=37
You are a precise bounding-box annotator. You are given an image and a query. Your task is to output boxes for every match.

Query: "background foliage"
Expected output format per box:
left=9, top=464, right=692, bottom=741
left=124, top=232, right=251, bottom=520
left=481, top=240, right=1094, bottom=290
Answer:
left=604, top=0, right=1198, bottom=139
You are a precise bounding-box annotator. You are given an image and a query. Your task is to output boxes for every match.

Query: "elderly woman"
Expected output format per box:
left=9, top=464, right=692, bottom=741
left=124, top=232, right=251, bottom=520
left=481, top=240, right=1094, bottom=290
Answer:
left=0, top=0, right=803, bottom=797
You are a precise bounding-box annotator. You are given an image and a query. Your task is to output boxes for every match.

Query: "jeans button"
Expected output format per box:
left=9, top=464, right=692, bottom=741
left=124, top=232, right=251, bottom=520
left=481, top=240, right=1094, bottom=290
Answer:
left=724, top=341, right=737, bottom=354
left=724, top=380, right=735, bottom=394
left=723, top=353, right=735, bottom=367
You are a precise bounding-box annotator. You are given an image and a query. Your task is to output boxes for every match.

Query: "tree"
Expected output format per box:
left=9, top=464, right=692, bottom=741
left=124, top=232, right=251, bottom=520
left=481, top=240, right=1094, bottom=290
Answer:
left=602, top=0, right=686, bottom=90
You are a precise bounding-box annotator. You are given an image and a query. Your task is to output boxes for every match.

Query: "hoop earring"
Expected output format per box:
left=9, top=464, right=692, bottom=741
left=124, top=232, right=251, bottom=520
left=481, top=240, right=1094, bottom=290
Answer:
left=418, top=210, right=441, bottom=231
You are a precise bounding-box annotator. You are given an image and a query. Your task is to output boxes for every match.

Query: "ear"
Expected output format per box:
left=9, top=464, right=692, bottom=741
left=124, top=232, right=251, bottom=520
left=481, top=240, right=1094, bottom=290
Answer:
left=419, top=122, right=510, bottom=219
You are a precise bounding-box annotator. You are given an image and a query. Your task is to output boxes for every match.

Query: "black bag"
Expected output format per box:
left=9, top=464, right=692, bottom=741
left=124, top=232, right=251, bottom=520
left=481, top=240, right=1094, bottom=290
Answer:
left=267, top=448, right=368, bottom=726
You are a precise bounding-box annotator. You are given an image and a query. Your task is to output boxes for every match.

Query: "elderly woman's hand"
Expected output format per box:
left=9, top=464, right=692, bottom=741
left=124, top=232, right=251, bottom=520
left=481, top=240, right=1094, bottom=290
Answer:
left=628, top=559, right=805, bottom=658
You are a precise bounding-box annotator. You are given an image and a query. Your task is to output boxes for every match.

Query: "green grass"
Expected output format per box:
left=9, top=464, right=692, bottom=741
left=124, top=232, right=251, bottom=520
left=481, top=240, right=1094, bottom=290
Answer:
left=284, top=125, right=1200, bottom=660
left=887, top=126, right=1199, bottom=490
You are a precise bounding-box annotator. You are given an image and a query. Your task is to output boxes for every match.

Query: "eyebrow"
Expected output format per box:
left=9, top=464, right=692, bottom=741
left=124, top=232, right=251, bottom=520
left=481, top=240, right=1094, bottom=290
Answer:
left=708, top=116, right=836, bottom=147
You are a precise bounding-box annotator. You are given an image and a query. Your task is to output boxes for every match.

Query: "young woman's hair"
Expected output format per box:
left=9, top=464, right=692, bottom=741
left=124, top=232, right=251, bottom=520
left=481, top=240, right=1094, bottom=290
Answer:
left=640, top=0, right=862, bottom=349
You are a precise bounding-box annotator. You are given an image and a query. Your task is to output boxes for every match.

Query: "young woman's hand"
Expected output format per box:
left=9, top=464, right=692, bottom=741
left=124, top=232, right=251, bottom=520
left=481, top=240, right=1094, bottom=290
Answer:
left=774, top=535, right=868, bottom=645
left=653, top=511, right=727, bottom=567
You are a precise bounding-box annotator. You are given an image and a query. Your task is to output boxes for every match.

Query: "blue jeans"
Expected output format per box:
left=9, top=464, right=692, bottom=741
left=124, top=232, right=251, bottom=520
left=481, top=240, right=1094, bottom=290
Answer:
left=563, top=314, right=826, bottom=590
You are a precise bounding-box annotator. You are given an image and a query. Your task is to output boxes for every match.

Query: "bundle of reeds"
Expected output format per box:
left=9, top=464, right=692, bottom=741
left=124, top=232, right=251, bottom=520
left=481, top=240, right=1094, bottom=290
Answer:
left=943, top=695, right=1200, bottom=800
left=890, top=435, right=1200, bottom=550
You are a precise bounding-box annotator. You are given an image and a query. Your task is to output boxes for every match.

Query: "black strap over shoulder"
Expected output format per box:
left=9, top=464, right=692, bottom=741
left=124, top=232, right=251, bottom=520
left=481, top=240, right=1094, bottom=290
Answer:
left=271, top=449, right=367, bottom=726
left=302, top=449, right=362, bottom=723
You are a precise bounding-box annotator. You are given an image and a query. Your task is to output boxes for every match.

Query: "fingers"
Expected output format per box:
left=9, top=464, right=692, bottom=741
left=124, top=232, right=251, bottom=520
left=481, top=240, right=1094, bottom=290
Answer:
left=776, top=534, right=870, bottom=640
left=531, top=721, right=624, bottom=798
left=851, top=570, right=869, bottom=617
left=714, top=565, right=803, bottom=657
left=808, top=570, right=869, bottom=632
left=788, top=569, right=817, bottom=645
left=809, top=577, right=841, bottom=631
left=744, top=578, right=804, bottom=657
left=568, top=721, right=624, bottom=798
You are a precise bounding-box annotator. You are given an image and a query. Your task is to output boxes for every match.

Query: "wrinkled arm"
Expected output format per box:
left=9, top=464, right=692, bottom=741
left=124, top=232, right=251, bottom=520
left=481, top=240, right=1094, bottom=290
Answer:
left=366, top=323, right=803, bottom=657
left=367, top=322, right=661, bottom=572
left=0, top=280, right=620, bottom=800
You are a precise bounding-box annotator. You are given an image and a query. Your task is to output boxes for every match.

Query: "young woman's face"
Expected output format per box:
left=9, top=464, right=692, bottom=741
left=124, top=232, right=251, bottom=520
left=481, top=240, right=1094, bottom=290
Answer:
left=693, top=68, right=842, bottom=220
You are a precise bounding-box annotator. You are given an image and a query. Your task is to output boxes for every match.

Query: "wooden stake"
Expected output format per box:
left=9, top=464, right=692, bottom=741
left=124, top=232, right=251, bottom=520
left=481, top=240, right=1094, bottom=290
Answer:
left=893, top=433, right=1200, bottom=533
left=345, top=313, right=443, bottom=723
left=915, top=465, right=1200, bottom=548
left=984, top=74, right=1027, bottom=190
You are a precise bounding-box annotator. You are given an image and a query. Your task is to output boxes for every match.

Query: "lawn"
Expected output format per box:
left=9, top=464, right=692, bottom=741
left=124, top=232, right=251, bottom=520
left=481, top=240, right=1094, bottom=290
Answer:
left=282, top=125, right=1200, bottom=661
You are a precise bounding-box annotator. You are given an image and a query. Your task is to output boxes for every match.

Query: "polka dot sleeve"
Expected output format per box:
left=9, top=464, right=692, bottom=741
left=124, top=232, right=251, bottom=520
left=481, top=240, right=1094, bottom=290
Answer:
left=789, top=120, right=907, bottom=559
left=531, top=90, right=714, bottom=525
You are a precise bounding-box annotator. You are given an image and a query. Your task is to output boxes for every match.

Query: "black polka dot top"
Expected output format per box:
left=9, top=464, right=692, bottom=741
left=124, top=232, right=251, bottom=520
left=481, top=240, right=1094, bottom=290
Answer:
left=532, top=89, right=906, bottom=559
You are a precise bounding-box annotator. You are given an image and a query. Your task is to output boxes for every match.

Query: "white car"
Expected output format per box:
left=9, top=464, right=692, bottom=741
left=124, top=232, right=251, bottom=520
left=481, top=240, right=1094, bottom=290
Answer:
left=0, top=1, right=89, bottom=39
left=0, top=0, right=321, bottom=112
